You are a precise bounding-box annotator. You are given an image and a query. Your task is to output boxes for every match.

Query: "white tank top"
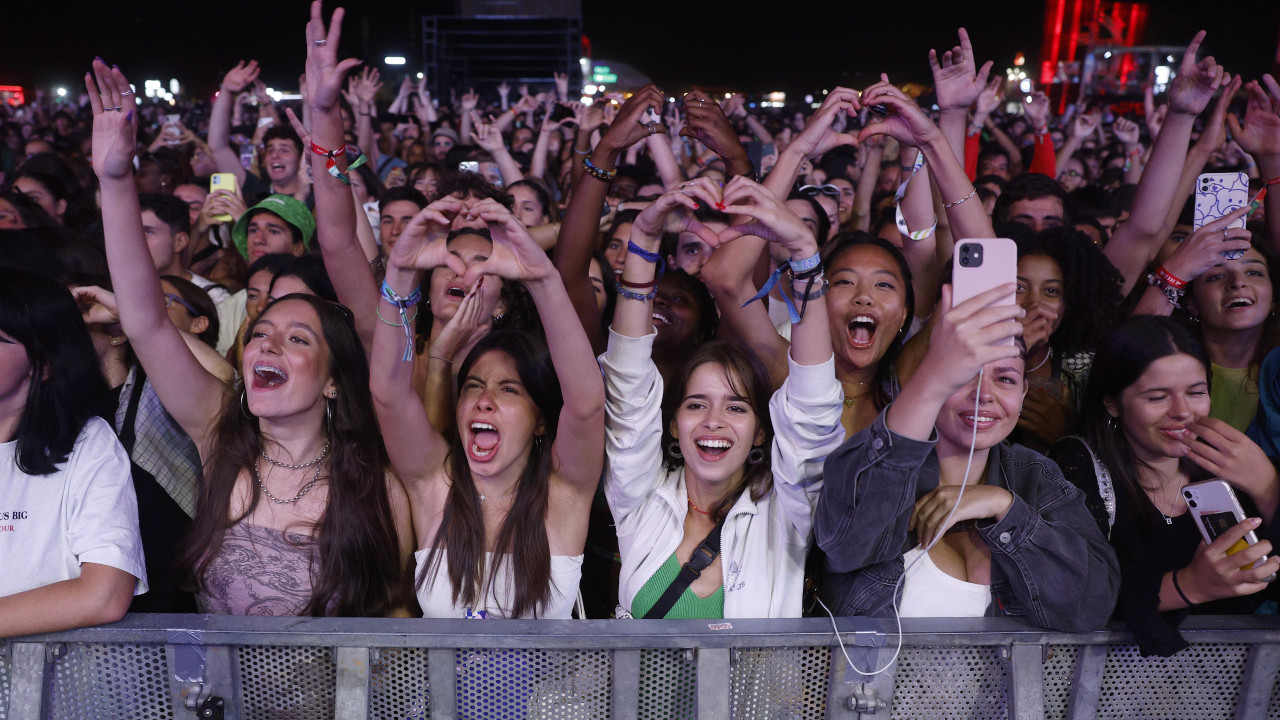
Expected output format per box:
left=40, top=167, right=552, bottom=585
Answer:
left=414, top=548, right=582, bottom=619
left=898, top=545, right=992, bottom=618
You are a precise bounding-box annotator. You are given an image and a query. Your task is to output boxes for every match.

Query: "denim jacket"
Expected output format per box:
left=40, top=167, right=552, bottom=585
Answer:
left=814, top=409, right=1119, bottom=632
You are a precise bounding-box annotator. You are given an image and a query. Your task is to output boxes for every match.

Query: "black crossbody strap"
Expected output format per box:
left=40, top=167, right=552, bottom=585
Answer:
left=642, top=515, right=726, bottom=619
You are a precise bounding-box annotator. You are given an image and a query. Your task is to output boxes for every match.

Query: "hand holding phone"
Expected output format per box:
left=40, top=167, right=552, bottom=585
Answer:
left=952, top=238, right=1018, bottom=342
left=1183, top=480, right=1278, bottom=587
left=1195, top=172, right=1249, bottom=258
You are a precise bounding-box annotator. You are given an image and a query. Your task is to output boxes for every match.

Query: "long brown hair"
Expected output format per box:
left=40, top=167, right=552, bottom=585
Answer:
left=176, top=294, right=404, bottom=616
left=662, top=340, right=776, bottom=519
left=417, top=331, right=562, bottom=618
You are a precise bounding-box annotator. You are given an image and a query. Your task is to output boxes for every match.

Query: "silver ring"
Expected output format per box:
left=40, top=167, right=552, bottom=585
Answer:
left=1222, top=228, right=1229, bottom=239
left=120, top=89, right=134, bottom=96
left=314, top=39, right=326, bottom=47
left=111, top=105, right=123, bottom=112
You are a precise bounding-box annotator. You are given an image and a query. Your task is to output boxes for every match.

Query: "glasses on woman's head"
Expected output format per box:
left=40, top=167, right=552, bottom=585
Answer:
left=799, top=184, right=840, bottom=198
left=163, top=293, right=200, bottom=316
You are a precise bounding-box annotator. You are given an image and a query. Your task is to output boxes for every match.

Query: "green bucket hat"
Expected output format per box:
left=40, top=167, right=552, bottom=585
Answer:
left=231, top=194, right=316, bottom=259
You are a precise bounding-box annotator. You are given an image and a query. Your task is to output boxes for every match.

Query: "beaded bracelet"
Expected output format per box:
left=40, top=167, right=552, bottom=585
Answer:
left=582, top=155, right=618, bottom=182
left=615, top=284, right=657, bottom=302
left=380, top=281, right=422, bottom=362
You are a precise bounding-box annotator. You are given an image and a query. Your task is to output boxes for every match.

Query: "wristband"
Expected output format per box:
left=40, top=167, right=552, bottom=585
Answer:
left=1172, top=569, right=1197, bottom=607
left=626, top=240, right=666, bottom=277
left=742, top=254, right=821, bottom=325
left=618, top=276, right=657, bottom=289
left=572, top=146, right=591, bottom=155
left=379, top=280, right=422, bottom=362
left=1155, top=265, right=1186, bottom=290
left=1267, top=176, right=1280, bottom=186
left=1147, top=272, right=1185, bottom=309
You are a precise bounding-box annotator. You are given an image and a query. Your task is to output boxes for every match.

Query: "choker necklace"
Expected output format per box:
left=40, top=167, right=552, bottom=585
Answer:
left=1027, top=347, right=1053, bottom=374
left=254, top=457, right=324, bottom=505
left=261, top=440, right=331, bottom=470
left=688, top=497, right=712, bottom=516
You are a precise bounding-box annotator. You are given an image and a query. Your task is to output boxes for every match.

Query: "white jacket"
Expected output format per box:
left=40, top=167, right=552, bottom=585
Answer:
left=600, top=329, right=843, bottom=618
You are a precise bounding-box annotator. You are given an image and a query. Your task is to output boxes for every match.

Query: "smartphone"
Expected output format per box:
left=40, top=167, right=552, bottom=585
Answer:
left=164, top=113, right=181, bottom=126
left=549, top=103, right=574, bottom=123
left=458, top=161, right=480, bottom=174
left=952, top=238, right=1017, bottom=340
left=639, top=107, right=660, bottom=125
left=209, top=173, right=237, bottom=223
left=1195, top=172, right=1249, bottom=258
left=1184, top=480, right=1275, bottom=577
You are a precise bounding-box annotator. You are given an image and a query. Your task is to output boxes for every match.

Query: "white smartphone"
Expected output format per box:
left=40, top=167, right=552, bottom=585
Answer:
left=1184, top=480, right=1274, bottom=577
left=1195, top=172, right=1249, bottom=259
left=952, top=238, right=1017, bottom=344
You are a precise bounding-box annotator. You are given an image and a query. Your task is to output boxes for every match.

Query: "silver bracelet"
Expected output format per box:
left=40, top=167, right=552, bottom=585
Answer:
left=942, top=187, right=977, bottom=209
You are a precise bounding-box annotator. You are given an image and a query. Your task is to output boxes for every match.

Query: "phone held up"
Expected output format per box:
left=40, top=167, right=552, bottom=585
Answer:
left=1184, top=480, right=1276, bottom=581
left=1194, top=172, right=1249, bottom=259
left=952, top=237, right=1018, bottom=345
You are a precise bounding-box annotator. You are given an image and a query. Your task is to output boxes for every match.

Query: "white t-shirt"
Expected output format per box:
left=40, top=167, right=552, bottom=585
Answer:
left=0, top=417, right=148, bottom=598
left=898, top=545, right=991, bottom=618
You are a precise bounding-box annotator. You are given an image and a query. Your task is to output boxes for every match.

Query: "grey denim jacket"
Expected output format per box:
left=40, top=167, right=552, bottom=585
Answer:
left=814, top=409, right=1120, bottom=632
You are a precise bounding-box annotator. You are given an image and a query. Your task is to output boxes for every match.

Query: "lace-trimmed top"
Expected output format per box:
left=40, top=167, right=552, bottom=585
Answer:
left=197, top=522, right=320, bottom=616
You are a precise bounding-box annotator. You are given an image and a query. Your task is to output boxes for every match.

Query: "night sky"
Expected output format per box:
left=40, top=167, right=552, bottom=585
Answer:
left=2, top=1, right=1277, bottom=100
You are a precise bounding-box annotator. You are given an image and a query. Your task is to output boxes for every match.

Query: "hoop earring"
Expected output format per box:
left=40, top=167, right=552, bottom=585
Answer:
left=240, top=388, right=254, bottom=419
left=667, top=440, right=683, bottom=459
left=747, top=446, right=765, bottom=465
left=534, top=434, right=544, bottom=452
left=1105, top=415, right=1118, bottom=430
left=325, top=397, right=334, bottom=433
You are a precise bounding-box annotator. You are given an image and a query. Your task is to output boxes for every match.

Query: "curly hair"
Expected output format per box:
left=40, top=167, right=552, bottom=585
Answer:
left=1013, top=226, right=1124, bottom=354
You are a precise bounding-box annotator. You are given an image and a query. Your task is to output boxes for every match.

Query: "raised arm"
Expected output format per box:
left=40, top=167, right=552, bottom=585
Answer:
left=208, top=61, right=260, bottom=187
left=470, top=112, right=525, bottom=186
left=930, top=28, right=993, bottom=168
left=1105, top=31, right=1224, bottom=295
left=681, top=89, right=753, bottom=179
left=860, top=77, right=994, bottom=241
left=370, top=199, right=467, bottom=485
left=553, top=85, right=666, bottom=354
left=87, top=60, right=226, bottom=450
left=1229, top=75, right=1280, bottom=252
left=302, top=1, right=379, bottom=352
left=462, top=200, right=605, bottom=497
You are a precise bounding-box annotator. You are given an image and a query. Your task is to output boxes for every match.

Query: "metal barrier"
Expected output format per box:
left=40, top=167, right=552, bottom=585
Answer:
left=2, top=615, right=1279, bottom=719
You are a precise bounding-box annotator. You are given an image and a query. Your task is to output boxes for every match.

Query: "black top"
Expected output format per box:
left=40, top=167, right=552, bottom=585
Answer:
left=1051, top=437, right=1278, bottom=656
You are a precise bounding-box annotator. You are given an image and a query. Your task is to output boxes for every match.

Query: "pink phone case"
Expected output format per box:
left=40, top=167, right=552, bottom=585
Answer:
left=952, top=238, right=1018, bottom=336
left=1184, top=480, right=1272, bottom=573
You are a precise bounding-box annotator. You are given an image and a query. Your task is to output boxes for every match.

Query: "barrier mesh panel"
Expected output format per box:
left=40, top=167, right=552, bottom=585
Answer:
left=1041, top=645, right=1078, bottom=720
left=1269, top=671, right=1280, bottom=719
left=1094, top=642, right=1247, bottom=719
left=237, top=645, right=335, bottom=719
left=729, top=647, right=829, bottom=719
left=454, top=648, right=611, bottom=719
left=370, top=647, right=430, bottom=719
left=44, top=643, right=173, bottom=719
left=1, top=644, right=10, bottom=720
left=890, top=646, right=1008, bottom=720
left=638, top=648, right=696, bottom=719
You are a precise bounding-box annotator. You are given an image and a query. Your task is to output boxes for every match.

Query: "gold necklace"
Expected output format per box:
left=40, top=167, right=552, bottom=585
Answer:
left=842, top=380, right=873, bottom=407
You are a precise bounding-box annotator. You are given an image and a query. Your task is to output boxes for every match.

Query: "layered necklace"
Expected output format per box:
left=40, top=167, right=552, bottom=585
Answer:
left=842, top=379, right=873, bottom=407
left=255, top=440, right=331, bottom=505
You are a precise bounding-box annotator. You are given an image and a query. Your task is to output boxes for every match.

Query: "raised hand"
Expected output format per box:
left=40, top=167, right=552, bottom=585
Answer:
left=1227, top=76, right=1280, bottom=159
left=305, top=0, right=362, bottom=112
left=1113, top=116, right=1141, bottom=147
left=469, top=112, right=506, bottom=153
left=717, top=177, right=818, bottom=258
left=1024, top=91, right=1050, bottom=130
left=858, top=76, right=944, bottom=149
left=497, top=81, right=511, bottom=98
left=554, top=71, right=569, bottom=101
left=930, top=28, right=993, bottom=113
left=1160, top=204, right=1252, bottom=284
left=458, top=199, right=557, bottom=286
left=973, top=76, right=1004, bottom=120
left=631, top=177, right=722, bottom=248
left=914, top=284, right=1025, bottom=402
left=1196, top=75, right=1243, bottom=153
left=354, top=66, right=381, bottom=106
left=1167, top=31, right=1224, bottom=117
left=599, top=85, right=667, bottom=152
left=460, top=88, right=479, bottom=111
left=1182, top=418, right=1279, bottom=503
left=682, top=89, right=746, bottom=162
left=430, top=279, right=492, bottom=362
left=221, top=60, right=260, bottom=93
left=786, top=87, right=860, bottom=160
left=387, top=197, right=469, bottom=275
left=86, top=58, right=139, bottom=180
left=70, top=285, right=122, bottom=326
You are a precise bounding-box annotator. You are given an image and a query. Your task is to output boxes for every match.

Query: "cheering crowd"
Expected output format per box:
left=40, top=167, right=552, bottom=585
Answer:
left=3, top=2, right=1280, bottom=658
